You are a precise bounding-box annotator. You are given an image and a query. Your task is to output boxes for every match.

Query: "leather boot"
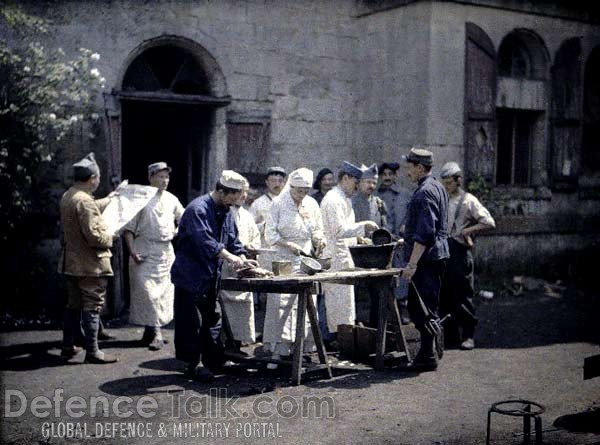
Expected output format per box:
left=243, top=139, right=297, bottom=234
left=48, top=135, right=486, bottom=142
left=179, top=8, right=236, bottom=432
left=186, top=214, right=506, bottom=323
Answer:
left=82, top=311, right=118, bottom=364
left=61, top=308, right=83, bottom=358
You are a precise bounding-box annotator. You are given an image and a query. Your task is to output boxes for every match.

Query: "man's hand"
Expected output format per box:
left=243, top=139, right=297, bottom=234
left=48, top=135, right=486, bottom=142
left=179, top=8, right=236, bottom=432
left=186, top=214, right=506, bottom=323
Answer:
left=313, top=239, right=326, bottom=257
left=363, top=221, right=379, bottom=233
left=286, top=242, right=305, bottom=256
left=228, top=255, right=246, bottom=269
left=402, top=262, right=417, bottom=281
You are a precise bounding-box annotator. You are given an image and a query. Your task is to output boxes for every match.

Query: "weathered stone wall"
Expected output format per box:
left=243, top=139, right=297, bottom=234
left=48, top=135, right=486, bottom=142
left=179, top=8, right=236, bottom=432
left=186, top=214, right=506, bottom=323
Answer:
left=25, top=0, right=362, bottom=180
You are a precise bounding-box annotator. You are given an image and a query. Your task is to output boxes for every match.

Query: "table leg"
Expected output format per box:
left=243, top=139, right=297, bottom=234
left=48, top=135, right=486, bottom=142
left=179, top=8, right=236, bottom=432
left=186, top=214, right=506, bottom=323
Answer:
left=388, top=291, right=411, bottom=362
left=292, top=289, right=308, bottom=386
left=375, top=282, right=389, bottom=370
left=306, top=290, right=332, bottom=378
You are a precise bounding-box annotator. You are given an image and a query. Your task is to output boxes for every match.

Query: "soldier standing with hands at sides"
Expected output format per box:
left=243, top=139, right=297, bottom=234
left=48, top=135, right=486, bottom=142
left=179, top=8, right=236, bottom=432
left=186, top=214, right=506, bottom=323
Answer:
left=400, top=148, right=449, bottom=372
left=58, top=152, right=119, bottom=364
left=171, top=170, right=257, bottom=382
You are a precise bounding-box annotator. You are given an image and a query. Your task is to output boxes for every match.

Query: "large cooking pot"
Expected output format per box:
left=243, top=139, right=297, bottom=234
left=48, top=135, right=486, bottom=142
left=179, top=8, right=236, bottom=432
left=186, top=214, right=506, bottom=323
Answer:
left=349, top=243, right=395, bottom=269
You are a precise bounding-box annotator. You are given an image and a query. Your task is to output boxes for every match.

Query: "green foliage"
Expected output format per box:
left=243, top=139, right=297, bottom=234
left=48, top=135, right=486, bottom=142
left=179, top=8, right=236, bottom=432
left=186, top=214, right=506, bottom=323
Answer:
left=466, top=173, right=492, bottom=203
left=0, top=2, right=105, bottom=241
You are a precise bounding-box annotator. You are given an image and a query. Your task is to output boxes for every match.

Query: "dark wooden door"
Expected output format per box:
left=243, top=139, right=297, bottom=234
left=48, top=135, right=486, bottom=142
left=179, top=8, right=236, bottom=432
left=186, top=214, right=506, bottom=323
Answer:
left=464, top=23, right=497, bottom=182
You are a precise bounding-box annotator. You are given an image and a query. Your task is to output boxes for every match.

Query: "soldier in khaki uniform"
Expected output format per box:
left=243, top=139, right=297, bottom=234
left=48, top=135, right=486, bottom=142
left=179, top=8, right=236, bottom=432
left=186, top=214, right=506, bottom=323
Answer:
left=59, top=153, right=118, bottom=364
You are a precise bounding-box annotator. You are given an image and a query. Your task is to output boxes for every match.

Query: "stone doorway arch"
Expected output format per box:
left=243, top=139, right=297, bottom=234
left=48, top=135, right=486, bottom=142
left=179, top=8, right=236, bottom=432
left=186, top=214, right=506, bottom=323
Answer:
left=105, top=35, right=230, bottom=205
left=103, top=36, right=230, bottom=316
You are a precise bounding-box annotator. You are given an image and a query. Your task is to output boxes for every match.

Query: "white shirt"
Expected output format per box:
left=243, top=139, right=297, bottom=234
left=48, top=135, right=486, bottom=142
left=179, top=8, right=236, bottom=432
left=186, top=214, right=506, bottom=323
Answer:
left=124, top=190, right=184, bottom=242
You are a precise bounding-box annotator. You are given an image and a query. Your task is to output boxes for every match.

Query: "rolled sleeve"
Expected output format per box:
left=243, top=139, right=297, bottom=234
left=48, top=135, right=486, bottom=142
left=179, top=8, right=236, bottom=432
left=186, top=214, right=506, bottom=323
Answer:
left=469, top=197, right=496, bottom=228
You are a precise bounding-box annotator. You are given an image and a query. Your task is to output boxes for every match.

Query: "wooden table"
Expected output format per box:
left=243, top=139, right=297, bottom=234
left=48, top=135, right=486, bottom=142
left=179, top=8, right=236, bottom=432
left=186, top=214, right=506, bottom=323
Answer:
left=220, top=268, right=410, bottom=385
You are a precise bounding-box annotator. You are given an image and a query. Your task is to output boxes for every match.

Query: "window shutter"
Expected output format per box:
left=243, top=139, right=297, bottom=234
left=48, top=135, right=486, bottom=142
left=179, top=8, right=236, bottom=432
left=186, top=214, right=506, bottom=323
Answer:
left=464, top=23, right=497, bottom=183
left=550, top=38, right=582, bottom=187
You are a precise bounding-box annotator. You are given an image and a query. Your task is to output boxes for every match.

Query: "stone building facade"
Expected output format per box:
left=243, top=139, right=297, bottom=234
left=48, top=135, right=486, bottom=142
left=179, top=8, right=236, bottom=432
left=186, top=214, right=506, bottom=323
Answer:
left=17, top=0, right=600, bottom=311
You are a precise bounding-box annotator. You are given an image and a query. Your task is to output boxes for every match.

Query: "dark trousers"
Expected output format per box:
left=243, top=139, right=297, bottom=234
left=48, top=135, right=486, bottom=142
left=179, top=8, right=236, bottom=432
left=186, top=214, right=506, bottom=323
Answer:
left=406, top=259, right=446, bottom=360
left=440, top=239, right=477, bottom=340
left=174, top=286, right=224, bottom=371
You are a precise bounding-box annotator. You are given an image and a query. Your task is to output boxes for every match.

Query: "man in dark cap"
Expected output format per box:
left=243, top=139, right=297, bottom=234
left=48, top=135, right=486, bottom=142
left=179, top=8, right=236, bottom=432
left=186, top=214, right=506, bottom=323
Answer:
left=352, top=163, right=389, bottom=327
left=58, top=152, right=119, bottom=364
left=311, top=167, right=335, bottom=205
left=400, top=148, right=449, bottom=372
left=376, top=161, right=413, bottom=324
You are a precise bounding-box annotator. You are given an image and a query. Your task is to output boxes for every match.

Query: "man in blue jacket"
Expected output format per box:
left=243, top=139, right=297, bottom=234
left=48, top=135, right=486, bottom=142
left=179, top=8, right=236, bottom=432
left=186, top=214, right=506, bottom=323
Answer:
left=171, top=170, right=255, bottom=381
left=401, top=148, right=449, bottom=372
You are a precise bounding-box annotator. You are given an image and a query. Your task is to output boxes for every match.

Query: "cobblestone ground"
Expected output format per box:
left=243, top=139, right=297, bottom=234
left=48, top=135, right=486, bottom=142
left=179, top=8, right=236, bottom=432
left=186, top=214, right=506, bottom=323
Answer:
left=1, top=278, right=599, bottom=444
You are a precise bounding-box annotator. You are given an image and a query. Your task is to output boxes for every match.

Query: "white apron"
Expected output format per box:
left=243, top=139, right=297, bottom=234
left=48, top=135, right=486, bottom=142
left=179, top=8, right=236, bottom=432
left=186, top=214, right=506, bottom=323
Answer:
left=219, top=206, right=259, bottom=343
left=125, top=190, right=184, bottom=327
left=320, top=186, right=365, bottom=333
left=262, top=192, right=325, bottom=355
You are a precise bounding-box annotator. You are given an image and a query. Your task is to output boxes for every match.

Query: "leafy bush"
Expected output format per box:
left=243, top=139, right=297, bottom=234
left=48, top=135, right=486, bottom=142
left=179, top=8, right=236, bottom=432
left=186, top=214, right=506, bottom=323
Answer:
left=0, top=2, right=105, bottom=243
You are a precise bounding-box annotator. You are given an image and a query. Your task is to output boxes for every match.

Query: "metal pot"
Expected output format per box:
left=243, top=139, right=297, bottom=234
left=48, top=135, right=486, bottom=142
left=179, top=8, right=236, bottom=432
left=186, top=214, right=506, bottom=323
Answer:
left=300, top=257, right=322, bottom=275
left=316, top=257, right=332, bottom=270
left=371, top=228, right=392, bottom=245
left=349, top=243, right=395, bottom=269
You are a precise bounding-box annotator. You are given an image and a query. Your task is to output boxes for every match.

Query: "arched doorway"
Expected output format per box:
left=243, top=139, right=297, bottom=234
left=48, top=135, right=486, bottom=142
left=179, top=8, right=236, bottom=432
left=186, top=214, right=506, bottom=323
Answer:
left=117, top=38, right=230, bottom=205
left=106, top=37, right=230, bottom=316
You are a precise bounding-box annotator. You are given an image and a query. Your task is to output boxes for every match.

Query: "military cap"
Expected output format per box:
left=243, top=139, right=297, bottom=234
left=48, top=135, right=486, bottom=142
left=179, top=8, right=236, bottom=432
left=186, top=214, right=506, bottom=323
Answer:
left=148, top=161, right=172, bottom=176
left=219, top=170, right=246, bottom=190
left=404, top=147, right=434, bottom=167
left=440, top=161, right=462, bottom=178
left=72, top=152, right=100, bottom=180
left=379, top=162, right=400, bottom=173
left=341, top=161, right=362, bottom=179
left=360, top=163, right=378, bottom=180
left=266, top=166, right=287, bottom=177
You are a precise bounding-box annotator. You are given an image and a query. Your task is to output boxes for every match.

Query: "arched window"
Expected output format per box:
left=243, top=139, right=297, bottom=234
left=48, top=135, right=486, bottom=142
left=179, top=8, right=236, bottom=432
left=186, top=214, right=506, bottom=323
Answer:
left=498, top=34, right=531, bottom=78
left=583, top=46, right=600, bottom=173
left=122, top=45, right=210, bottom=95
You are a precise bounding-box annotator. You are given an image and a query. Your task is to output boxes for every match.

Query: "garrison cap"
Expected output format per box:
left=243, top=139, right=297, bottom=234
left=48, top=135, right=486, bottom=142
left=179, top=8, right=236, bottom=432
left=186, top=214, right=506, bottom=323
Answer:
left=360, top=163, right=378, bottom=180
left=341, top=161, right=362, bottom=179
left=72, top=152, right=100, bottom=180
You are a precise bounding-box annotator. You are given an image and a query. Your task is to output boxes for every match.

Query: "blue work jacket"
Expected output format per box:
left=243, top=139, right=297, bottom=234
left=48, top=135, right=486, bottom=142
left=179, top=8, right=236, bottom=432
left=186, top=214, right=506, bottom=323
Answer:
left=403, top=175, right=449, bottom=263
left=171, top=193, right=246, bottom=294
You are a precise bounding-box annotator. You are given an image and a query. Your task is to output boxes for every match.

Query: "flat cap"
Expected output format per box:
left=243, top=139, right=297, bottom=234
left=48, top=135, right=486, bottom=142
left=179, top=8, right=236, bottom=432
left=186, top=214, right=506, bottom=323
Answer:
left=341, top=161, right=362, bottom=179
left=360, top=163, right=378, bottom=180
left=404, top=147, right=434, bottom=167
left=148, top=161, right=171, bottom=176
left=219, top=170, right=246, bottom=190
left=266, top=166, right=287, bottom=177
left=72, top=152, right=100, bottom=179
left=379, top=162, right=400, bottom=173
left=440, top=161, right=462, bottom=178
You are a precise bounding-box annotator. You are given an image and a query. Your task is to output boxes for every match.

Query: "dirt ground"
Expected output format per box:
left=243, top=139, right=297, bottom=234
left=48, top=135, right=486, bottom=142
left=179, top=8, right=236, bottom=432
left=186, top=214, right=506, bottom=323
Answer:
left=1, top=276, right=599, bottom=445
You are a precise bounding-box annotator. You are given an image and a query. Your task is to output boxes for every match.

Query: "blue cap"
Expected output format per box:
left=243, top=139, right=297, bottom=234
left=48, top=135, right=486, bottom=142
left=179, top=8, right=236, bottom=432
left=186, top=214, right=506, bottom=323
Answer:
left=360, top=163, right=378, bottom=180
left=341, top=161, right=362, bottom=179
